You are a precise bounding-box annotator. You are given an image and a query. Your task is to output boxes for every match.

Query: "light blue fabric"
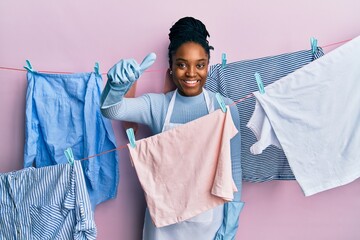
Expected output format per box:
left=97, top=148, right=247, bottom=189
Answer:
left=0, top=161, right=97, bottom=240
left=24, top=71, right=118, bottom=209
left=101, top=54, right=244, bottom=239
left=214, top=201, right=245, bottom=240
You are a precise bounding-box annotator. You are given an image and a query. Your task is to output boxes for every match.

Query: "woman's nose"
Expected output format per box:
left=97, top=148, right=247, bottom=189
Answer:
left=186, top=66, right=196, bottom=77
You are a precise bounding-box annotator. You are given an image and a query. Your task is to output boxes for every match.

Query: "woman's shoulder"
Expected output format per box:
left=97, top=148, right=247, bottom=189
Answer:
left=141, top=90, right=175, bottom=106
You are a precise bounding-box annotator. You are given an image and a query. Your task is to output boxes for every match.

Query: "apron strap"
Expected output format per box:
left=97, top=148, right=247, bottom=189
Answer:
left=161, top=89, right=214, bottom=132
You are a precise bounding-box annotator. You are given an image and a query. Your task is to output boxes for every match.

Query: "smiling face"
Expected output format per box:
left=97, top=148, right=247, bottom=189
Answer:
left=170, top=42, right=209, bottom=96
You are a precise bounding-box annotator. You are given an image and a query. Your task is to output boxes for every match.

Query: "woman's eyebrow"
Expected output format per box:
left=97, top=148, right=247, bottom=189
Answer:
left=175, top=58, right=207, bottom=62
left=175, top=58, right=187, bottom=62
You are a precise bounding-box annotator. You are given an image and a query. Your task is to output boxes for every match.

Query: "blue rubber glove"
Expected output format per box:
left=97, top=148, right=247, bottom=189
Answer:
left=107, top=52, right=157, bottom=91
left=100, top=53, right=156, bottom=108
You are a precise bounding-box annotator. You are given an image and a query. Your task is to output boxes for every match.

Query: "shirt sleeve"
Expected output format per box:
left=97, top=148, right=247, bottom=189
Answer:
left=73, top=161, right=97, bottom=240
left=214, top=201, right=245, bottom=240
left=100, top=79, right=170, bottom=131
left=215, top=97, right=245, bottom=239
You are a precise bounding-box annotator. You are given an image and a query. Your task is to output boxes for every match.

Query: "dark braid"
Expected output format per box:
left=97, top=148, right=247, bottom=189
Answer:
left=168, top=17, right=214, bottom=67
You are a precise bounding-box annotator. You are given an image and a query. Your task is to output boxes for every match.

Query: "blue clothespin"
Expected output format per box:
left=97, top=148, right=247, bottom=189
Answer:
left=64, top=147, right=75, bottom=165
left=126, top=128, right=136, bottom=148
left=24, top=60, right=35, bottom=72
left=215, top=93, right=227, bottom=112
left=310, top=37, right=318, bottom=54
left=94, top=62, right=100, bottom=75
left=221, top=53, right=227, bottom=69
left=254, top=72, right=265, bottom=94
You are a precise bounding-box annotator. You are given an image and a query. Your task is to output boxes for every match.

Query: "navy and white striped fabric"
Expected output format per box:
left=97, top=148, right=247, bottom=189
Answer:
left=0, top=161, right=96, bottom=240
left=205, top=48, right=324, bottom=182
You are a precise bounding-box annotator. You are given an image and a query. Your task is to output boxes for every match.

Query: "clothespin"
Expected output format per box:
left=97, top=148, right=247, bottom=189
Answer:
left=94, top=62, right=100, bottom=75
left=254, top=72, right=265, bottom=94
left=126, top=128, right=136, bottom=148
left=221, top=53, right=227, bottom=69
left=310, top=37, right=318, bottom=54
left=64, top=147, right=75, bottom=165
left=23, top=60, right=35, bottom=72
left=215, top=93, right=227, bottom=112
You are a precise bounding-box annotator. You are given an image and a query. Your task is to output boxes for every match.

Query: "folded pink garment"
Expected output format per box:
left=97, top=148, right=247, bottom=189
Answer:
left=128, top=106, right=238, bottom=227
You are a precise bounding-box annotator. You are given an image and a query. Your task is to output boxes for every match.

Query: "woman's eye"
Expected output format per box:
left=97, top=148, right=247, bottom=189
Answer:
left=197, top=64, right=205, bottom=69
left=177, top=63, right=186, bottom=68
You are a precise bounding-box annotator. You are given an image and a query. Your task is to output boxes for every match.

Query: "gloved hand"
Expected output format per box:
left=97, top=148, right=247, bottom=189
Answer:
left=107, top=52, right=157, bottom=86
left=100, top=52, right=156, bottom=108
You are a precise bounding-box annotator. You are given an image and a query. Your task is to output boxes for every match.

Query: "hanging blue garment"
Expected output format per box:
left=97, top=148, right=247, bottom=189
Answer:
left=24, top=71, right=119, bottom=208
left=205, top=48, right=324, bottom=182
left=0, top=161, right=97, bottom=240
left=214, top=201, right=244, bottom=240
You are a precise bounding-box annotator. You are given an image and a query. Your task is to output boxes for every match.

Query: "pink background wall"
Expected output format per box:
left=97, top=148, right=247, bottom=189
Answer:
left=1, top=0, right=360, bottom=239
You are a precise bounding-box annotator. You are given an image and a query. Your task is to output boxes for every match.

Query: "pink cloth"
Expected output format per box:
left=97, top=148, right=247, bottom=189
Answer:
left=128, top=106, right=238, bottom=227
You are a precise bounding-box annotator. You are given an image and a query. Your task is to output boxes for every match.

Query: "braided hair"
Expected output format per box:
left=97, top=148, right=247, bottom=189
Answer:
left=168, top=17, right=214, bottom=67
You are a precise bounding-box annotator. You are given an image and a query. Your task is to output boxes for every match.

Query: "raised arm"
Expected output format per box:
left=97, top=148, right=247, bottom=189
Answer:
left=100, top=53, right=157, bottom=124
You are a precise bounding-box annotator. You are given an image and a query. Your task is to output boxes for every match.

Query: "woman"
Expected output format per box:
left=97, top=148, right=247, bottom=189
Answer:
left=101, top=16, right=243, bottom=240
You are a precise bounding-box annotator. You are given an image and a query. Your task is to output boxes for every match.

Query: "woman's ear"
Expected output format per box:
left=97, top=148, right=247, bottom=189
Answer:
left=163, top=69, right=177, bottom=93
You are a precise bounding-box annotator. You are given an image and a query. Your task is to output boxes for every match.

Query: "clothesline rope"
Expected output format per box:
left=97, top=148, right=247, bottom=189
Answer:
left=0, top=37, right=352, bottom=162
left=75, top=92, right=256, bottom=162
left=0, top=38, right=352, bottom=74
left=0, top=65, right=163, bottom=75
left=77, top=145, right=128, bottom=161
left=320, top=38, right=352, bottom=48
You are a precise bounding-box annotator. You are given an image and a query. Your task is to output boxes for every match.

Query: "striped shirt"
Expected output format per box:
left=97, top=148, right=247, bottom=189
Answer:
left=0, top=161, right=96, bottom=240
left=205, top=48, right=324, bottom=182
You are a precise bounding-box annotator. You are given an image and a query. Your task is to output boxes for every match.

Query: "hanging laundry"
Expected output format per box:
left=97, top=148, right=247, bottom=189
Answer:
left=247, top=35, right=360, bottom=196
left=24, top=71, right=119, bottom=208
left=0, top=161, right=96, bottom=240
left=127, top=106, right=238, bottom=228
left=205, top=47, right=324, bottom=182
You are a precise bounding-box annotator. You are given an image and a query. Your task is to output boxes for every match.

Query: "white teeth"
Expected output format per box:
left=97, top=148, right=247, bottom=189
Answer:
left=184, top=80, right=199, bottom=84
